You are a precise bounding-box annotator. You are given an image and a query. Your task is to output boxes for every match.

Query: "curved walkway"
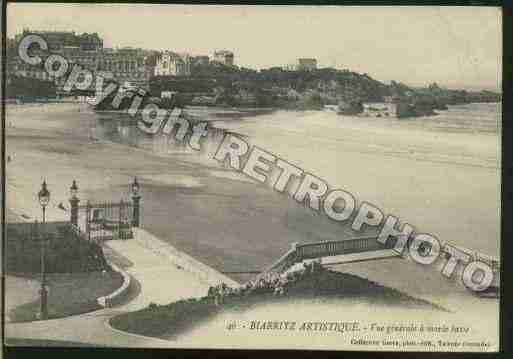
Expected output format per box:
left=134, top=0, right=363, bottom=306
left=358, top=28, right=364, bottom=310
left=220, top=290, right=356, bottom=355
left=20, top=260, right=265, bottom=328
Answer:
left=5, top=229, right=233, bottom=347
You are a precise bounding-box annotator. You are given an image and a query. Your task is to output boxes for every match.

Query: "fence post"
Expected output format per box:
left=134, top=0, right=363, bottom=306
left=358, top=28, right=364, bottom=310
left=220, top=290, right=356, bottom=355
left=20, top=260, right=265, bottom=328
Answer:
left=70, top=197, right=80, bottom=227
left=118, top=200, right=123, bottom=240
left=85, top=200, right=91, bottom=241
left=132, top=194, right=140, bottom=228
left=291, top=242, right=300, bottom=262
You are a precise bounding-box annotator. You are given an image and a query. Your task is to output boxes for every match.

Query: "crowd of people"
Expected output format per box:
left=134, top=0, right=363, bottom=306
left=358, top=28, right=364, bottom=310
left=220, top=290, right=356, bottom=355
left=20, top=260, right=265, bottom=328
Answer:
left=207, top=260, right=323, bottom=306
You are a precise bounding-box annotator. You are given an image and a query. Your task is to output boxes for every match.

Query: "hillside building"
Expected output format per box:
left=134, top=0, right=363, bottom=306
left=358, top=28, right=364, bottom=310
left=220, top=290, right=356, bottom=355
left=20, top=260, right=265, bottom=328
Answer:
left=297, top=58, right=317, bottom=71
left=213, top=50, right=234, bottom=66
left=154, top=51, right=191, bottom=77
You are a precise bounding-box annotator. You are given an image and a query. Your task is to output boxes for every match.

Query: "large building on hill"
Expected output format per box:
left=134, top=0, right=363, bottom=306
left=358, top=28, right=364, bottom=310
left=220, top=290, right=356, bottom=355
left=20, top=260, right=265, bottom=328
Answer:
left=8, top=30, right=235, bottom=93
left=97, top=47, right=154, bottom=89
left=9, top=30, right=106, bottom=91
left=154, top=51, right=191, bottom=77
left=14, top=29, right=103, bottom=52
left=8, top=29, right=155, bottom=91
left=213, top=50, right=234, bottom=66
left=190, top=55, right=210, bottom=66
left=296, top=58, right=317, bottom=71
left=282, top=58, right=318, bottom=71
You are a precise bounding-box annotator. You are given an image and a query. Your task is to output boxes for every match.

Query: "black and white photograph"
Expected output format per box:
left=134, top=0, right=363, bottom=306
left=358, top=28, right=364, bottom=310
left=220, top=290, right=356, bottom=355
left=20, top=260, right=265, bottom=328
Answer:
left=2, top=3, right=504, bottom=352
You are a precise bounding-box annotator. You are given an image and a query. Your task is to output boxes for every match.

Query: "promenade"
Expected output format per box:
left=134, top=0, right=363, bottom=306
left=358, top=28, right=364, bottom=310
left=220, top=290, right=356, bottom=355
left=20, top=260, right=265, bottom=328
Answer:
left=5, top=228, right=234, bottom=347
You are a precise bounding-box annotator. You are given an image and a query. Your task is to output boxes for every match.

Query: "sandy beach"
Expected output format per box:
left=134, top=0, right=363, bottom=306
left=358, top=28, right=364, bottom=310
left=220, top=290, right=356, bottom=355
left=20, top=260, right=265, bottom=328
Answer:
left=6, top=101, right=500, bottom=279
left=5, top=101, right=500, bottom=349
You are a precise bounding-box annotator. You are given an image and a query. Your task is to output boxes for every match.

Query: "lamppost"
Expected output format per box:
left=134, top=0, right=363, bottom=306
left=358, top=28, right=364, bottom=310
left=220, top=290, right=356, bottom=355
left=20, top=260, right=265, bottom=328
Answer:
left=37, top=180, right=50, bottom=320
left=131, top=177, right=141, bottom=228
left=69, top=180, right=79, bottom=227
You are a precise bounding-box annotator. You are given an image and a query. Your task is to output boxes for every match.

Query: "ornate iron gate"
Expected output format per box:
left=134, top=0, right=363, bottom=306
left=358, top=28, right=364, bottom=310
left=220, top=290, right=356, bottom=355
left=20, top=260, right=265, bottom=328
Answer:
left=77, top=200, right=134, bottom=241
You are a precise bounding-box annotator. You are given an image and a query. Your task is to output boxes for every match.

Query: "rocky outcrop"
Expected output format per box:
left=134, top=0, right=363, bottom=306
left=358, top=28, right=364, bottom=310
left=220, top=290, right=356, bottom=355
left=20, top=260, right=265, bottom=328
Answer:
left=396, top=100, right=437, bottom=119
left=337, top=100, right=364, bottom=115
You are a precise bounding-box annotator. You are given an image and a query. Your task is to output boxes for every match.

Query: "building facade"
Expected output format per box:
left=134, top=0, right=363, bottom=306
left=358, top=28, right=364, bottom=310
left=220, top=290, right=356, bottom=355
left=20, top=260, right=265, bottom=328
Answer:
left=213, top=50, right=234, bottom=66
left=14, top=29, right=103, bottom=52
left=283, top=63, right=297, bottom=71
left=9, top=31, right=156, bottom=91
left=297, top=58, right=317, bottom=71
left=9, top=30, right=106, bottom=92
left=97, top=47, right=153, bottom=89
left=190, top=55, right=210, bottom=66
left=154, top=51, right=191, bottom=77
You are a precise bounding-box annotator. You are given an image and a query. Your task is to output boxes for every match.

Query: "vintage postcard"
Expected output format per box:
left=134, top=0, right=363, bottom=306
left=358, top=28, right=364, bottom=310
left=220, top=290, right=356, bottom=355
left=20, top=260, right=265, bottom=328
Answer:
left=3, top=3, right=502, bottom=352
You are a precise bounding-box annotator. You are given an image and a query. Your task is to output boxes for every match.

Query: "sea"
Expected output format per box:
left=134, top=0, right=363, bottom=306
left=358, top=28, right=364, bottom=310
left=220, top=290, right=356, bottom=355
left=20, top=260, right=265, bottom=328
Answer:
left=91, top=102, right=501, bottom=280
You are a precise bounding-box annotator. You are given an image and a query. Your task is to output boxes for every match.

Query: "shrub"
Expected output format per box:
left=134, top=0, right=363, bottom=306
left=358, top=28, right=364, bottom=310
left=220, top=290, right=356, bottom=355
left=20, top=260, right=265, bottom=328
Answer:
left=6, top=222, right=111, bottom=274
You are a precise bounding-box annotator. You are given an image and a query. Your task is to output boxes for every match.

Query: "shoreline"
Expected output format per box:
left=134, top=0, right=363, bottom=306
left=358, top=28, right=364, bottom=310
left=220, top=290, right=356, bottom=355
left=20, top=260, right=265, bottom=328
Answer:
left=5, top=101, right=500, bottom=348
left=6, top=101, right=500, bottom=287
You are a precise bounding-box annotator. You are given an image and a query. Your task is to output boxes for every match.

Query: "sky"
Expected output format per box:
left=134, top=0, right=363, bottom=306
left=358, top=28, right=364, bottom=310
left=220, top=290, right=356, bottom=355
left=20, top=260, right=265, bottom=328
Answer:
left=7, top=4, right=502, bottom=91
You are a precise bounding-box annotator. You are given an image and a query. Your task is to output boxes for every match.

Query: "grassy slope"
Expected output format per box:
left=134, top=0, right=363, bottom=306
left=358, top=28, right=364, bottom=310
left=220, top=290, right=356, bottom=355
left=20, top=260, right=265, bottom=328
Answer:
left=6, top=221, right=125, bottom=322
left=8, top=271, right=123, bottom=322
left=110, top=269, right=447, bottom=339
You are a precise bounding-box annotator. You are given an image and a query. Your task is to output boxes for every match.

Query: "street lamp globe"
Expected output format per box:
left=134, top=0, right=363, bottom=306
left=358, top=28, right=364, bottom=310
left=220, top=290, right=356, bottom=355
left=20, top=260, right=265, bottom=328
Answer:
left=38, top=180, right=51, bottom=208
left=70, top=180, right=78, bottom=198
left=131, top=177, right=140, bottom=196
